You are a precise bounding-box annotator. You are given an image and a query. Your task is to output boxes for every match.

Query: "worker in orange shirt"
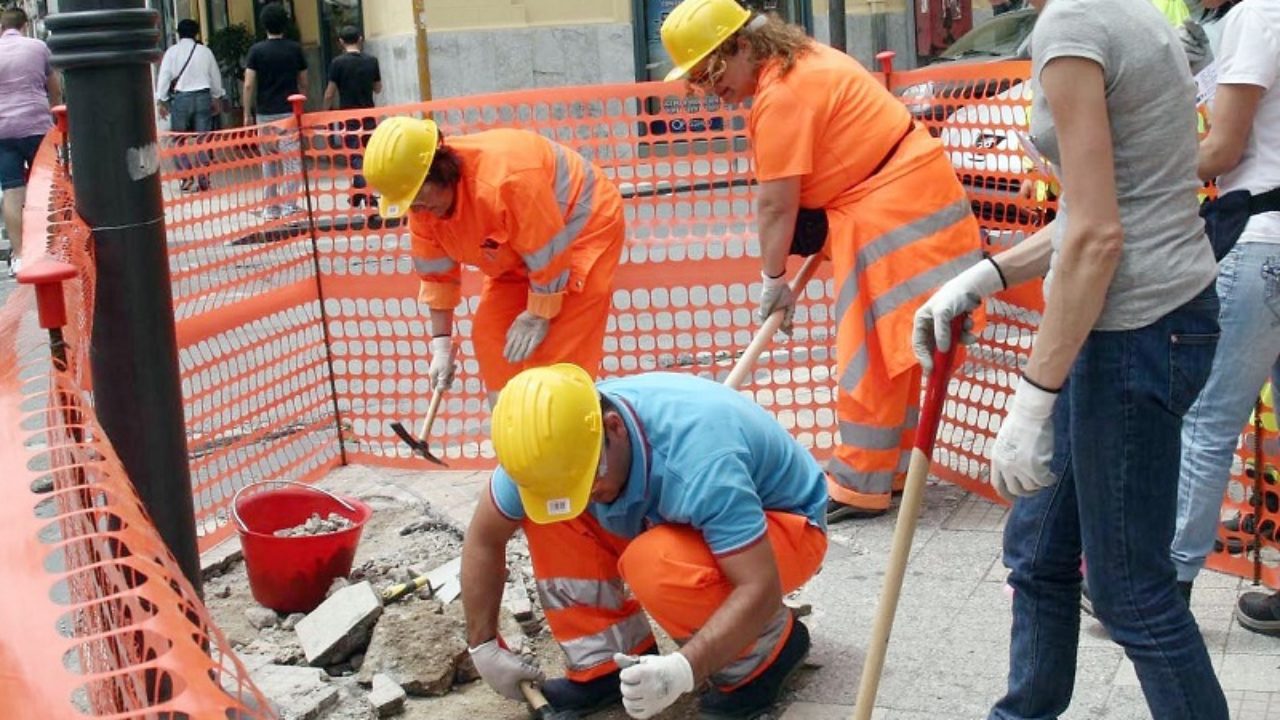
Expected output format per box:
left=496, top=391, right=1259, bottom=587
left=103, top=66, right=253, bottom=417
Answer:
left=662, top=0, right=982, bottom=521
left=362, top=118, right=626, bottom=403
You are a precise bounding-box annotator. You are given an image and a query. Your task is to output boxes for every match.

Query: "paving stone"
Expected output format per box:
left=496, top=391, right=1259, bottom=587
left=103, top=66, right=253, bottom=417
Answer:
left=249, top=664, right=339, bottom=720
left=356, top=601, right=466, bottom=696
left=296, top=581, right=383, bottom=667
left=368, top=673, right=407, bottom=717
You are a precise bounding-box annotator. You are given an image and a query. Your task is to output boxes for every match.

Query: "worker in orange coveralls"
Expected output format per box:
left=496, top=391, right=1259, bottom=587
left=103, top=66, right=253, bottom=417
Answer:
left=460, top=365, right=828, bottom=719
left=662, top=0, right=983, bottom=521
left=362, top=117, right=626, bottom=404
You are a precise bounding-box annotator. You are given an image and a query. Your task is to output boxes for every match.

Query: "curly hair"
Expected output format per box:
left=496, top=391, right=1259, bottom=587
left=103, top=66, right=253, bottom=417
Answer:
left=718, top=12, right=813, bottom=77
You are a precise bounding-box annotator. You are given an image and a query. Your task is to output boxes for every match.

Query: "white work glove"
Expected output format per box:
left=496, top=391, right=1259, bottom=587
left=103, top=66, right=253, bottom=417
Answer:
left=912, top=258, right=1005, bottom=370
left=615, top=651, right=695, bottom=719
left=429, top=335, right=456, bottom=390
left=757, top=271, right=797, bottom=335
left=503, top=310, right=550, bottom=364
left=990, top=376, right=1059, bottom=500
left=469, top=638, right=544, bottom=701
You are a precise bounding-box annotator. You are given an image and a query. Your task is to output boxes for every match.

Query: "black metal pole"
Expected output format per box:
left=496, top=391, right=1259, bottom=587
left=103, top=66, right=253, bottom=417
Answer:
left=829, top=0, right=847, bottom=52
left=46, top=1, right=202, bottom=595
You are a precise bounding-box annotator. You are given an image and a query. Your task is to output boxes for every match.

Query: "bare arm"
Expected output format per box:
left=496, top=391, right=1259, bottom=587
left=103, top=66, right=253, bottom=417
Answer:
left=323, top=81, right=339, bottom=110
left=242, top=68, right=257, bottom=123
left=461, top=491, right=521, bottom=647
left=47, top=70, right=63, bottom=107
left=1198, top=84, right=1265, bottom=181
left=677, top=540, right=782, bottom=684
left=297, top=69, right=309, bottom=102
left=1021, top=57, right=1125, bottom=390
left=992, top=221, right=1057, bottom=286
left=373, top=80, right=383, bottom=95
left=756, top=176, right=802, bottom=278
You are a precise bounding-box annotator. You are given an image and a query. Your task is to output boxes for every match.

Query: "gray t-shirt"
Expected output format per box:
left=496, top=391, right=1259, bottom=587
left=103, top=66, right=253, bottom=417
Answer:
left=1030, top=0, right=1217, bottom=331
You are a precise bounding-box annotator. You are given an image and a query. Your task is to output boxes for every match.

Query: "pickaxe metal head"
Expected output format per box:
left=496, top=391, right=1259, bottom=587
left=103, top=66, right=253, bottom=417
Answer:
left=390, top=420, right=448, bottom=466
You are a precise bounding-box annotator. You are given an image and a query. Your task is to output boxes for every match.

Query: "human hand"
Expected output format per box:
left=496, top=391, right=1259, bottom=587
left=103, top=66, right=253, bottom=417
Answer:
left=912, top=258, right=1004, bottom=370
left=503, top=311, right=550, bottom=363
left=469, top=638, right=544, bottom=701
left=615, top=651, right=695, bottom=719
left=157, top=102, right=169, bottom=120
left=757, top=272, right=797, bottom=335
left=428, top=335, right=457, bottom=390
left=990, top=376, right=1059, bottom=499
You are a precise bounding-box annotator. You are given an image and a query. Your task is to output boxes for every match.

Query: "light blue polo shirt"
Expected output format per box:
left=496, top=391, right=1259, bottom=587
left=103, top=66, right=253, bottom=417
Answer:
left=489, top=372, right=828, bottom=556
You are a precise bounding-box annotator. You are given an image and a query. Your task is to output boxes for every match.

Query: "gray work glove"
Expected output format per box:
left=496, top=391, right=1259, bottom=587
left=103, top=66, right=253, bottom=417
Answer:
left=503, top=311, right=550, bottom=363
left=469, top=638, right=544, bottom=701
left=1179, top=19, right=1214, bottom=75
left=429, top=335, right=457, bottom=390
left=757, top=272, right=797, bottom=335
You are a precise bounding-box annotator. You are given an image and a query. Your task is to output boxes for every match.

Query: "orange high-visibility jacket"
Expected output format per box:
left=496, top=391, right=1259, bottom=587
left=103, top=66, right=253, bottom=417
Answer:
left=409, top=128, right=622, bottom=316
left=750, top=42, right=981, bottom=381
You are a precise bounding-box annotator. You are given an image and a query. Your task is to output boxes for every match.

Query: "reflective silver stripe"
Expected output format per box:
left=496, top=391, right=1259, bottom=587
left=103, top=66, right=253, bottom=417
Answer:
left=896, top=449, right=912, bottom=473
left=521, top=144, right=596, bottom=288
left=413, top=255, right=458, bottom=276
left=904, top=406, right=920, bottom=431
left=837, top=251, right=981, bottom=393
left=561, top=612, right=655, bottom=672
left=537, top=577, right=629, bottom=612
left=531, top=269, right=571, bottom=295
left=837, top=420, right=901, bottom=451
left=826, top=456, right=896, bottom=495
left=834, top=198, right=972, bottom=327
left=709, top=607, right=791, bottom=688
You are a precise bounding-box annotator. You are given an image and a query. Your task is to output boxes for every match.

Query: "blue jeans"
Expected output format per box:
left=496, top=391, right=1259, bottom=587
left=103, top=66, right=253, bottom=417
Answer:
left=991, top=285, right=1227, bottom=720
left=169, top=90, right=213, bottom=184
left=1172, top=243, right=1280, bottom=582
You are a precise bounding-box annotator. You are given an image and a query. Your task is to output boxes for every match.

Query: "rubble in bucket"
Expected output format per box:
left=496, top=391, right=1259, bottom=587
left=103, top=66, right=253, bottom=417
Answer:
left=205, top=477, right=547, bottom=720
left=275, top=512, right=357, bottom=538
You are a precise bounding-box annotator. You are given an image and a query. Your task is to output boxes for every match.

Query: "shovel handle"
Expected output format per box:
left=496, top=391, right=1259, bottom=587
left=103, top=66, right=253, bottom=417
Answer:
left=520, top=680, right=550, bottom=710
left=724, top=253, right=824, bottom=391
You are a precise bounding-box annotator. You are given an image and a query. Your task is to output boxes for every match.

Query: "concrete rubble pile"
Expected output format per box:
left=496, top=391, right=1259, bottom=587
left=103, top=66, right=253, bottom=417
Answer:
left=206, top=516, right=540, bottom=720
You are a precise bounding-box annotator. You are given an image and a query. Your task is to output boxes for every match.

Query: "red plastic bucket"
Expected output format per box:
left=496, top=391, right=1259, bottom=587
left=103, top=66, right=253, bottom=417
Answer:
left=232, top=481, right=373, bottom=614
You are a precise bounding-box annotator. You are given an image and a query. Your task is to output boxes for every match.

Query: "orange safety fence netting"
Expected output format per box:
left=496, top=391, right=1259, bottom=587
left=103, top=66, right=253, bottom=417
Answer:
left=0, top=131, right=275, bottom=717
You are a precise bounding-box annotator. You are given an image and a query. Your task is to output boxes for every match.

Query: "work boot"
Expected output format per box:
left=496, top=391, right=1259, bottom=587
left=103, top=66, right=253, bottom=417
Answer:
left=1235, top=590, right=1280, bottom=636
left=541, top=643, right=657, bottom=715
left=825, top=499, right=885, bottom=523
left=698, top=619, right=810, bottom=719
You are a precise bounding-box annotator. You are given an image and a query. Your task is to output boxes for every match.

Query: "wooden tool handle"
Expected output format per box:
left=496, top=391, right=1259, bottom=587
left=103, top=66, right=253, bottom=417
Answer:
left=520, top=680, right=549, bottom=710
left=724, top=253, right=825, bottom=391
left=417, top=387, right=445, bottom=442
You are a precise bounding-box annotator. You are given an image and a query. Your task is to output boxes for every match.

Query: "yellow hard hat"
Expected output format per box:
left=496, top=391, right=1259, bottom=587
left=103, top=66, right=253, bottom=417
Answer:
left=491, top=364, right=603, bottom=524
left=660, top=0, right=751, bottom=82
left=363, top=116, right=440, bottom=220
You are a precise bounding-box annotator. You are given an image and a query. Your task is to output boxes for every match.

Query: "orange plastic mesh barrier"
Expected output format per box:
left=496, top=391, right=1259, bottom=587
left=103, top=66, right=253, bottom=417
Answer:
left=0, top=133, right=274, bottom=717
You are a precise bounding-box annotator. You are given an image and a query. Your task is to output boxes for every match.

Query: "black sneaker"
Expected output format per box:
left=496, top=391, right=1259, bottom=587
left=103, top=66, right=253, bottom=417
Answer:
left=826, top=499, right=886, bottom=523
left=698, top=619, right=810, bottom=719
left=1235, top=590, right=1280, bottom=636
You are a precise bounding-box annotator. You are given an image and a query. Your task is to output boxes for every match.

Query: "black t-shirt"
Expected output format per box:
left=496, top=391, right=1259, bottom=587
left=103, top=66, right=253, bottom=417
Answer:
left=246, top=38, right=307, bottom=115
left=327, top=51, right=380, bottom=110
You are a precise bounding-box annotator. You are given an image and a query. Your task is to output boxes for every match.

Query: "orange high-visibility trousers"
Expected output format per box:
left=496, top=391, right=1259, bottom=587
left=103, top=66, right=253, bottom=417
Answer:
left=825, top=150, right=982, bottom=511
left=472, top=213, right=625, bottom=391
left=523, top=511, right=826, bottom=688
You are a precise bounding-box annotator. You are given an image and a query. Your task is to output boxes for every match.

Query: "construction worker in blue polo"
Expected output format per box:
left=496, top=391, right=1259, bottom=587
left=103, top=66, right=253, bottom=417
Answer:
left=459, top=364, right=828, bottom=719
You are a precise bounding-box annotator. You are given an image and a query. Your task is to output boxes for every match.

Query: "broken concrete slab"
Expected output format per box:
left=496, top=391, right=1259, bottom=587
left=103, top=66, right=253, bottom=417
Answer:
left=201, top=537, right=243, bottom=580
left=297, top=581, right=383, bottom=667
left=356, top=602, right=466, bottom=696
left=502, top=570, right=534, bottom=621
left=250, top=664, right=340, bottom=720
left=245, top=606, right=278, bottom=630
left=369, top=674, right=407, bottom=717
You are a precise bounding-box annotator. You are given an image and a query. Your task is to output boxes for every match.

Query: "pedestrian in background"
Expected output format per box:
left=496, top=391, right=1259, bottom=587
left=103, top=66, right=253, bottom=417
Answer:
left=243, top=2, right=307, bottom=220
left=155, top=18, right=224, bottom=193
left=323, top=25, right=380, bottom=209
left=913, top=0, right=1228, bottom=716
left=1171, top=0, right=1280, bottom=635
left=0, top=6, right=60, bottom=278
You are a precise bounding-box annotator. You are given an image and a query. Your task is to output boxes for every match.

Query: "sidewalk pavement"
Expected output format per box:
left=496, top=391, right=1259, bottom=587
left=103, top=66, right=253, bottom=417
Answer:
left=320, top=465, right=1280, bottom=720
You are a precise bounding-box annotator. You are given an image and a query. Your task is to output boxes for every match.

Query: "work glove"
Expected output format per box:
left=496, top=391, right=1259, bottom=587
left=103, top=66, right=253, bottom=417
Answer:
left=469, top=638, right=544, bottom=701
left=757, top=271, right=797, bottom=335
left=615, top=651, right=695, bottom=719
left=912, top=258, right=1005, bottom=370
left=1179, top=19, right=1214, bottom=75
left=503, top=311, right=550, bottom=364
left=429, top=335, right=456, bottom=390
left=990, top=376, right=1059, bottom=500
